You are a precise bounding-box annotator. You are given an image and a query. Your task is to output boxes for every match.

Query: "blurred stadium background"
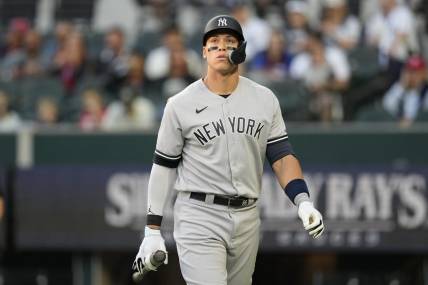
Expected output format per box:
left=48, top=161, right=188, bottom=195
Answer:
left=0, top=0, right=428, bottom=284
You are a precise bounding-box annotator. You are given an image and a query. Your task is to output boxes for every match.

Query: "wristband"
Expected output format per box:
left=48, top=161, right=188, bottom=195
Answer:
left=147, top=214, right=163, bottom=226
left=284, top=179, right=310, bottom=205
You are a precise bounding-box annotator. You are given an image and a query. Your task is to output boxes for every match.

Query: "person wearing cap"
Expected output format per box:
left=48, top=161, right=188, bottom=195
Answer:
left=101, top=85, right=156, bottom=131
left=320, top=0, right=361, bottom=50
left=366, top=0, right=419, bottom=80
left=284, top=0, right=310, bottom=56
left=383, top=55, right=428, bottom=127
left=290, top=30, right=350, bottom=121
left=248, top=29, right=293, bottom=82
left=145, top=25, right=202, bottom=82
left=132, top=14, right=324, bottom=285
left=0, top=18, right=30, bottom=80
left=344, top=0, right=418, bottom=120
left=231, top=3, right=272, bottom=61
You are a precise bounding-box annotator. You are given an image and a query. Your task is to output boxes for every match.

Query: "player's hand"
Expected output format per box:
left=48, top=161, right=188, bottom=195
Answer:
left=298, top=201, right=324, bottom=238
left=132, top=226, right=168, bottom=274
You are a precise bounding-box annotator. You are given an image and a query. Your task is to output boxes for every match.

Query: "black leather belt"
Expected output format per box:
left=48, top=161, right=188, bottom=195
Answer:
left=189, top=192, right=257, bottom=208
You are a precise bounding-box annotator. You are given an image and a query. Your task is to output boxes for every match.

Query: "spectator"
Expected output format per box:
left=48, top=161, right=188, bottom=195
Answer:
left=320, top=0, right=361, bottom=50
left=51, top=31, right=87, bottom=94
left=366, top=0, right=419, bottom=80
left=102, top=86, right=156, bottom=130
left=232, top=4, right=272, bottom=61
left=248, top=29, right=292, bottom=83
left=416, top=0, right=428, bottom=32
left=306, top=0, right=324, bottom=27
left=0, top=91, right=21, bottom=132
left=126, top=53, right=145, bottom=92
left=42, top=21, right=75, bottom=71
left=344, top=0, right=419, bottom=120
left=383, top=55, right=428, bottom=127
left=0, top=18, right=30, bottom=81
left=161, top=48, right=198, bottom=98
left=22, top=29, right=45, bottom=77
left=145, top=25, right=201, bottom=81
left=79, top=89, right=106, bottom=131
left=97, top=26, right=130, bottom=96
left=136, top=0, right=173, bottom=33
left=284, top=1, right=310, bottom=56
left=253, top=0, right=277, bottom=18
left=36, top=97, right=60, bottom=126
left=290, top=30, right=350, bottom=121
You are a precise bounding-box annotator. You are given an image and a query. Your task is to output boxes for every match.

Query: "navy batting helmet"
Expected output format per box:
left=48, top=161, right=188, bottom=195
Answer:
left=202, top=15, right=247, bottom=64
left=202, top=15, right=245, bottom=46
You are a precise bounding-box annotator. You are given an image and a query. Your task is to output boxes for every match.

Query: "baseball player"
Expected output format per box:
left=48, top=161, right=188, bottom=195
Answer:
left=133, top=15, right=324, bottom=285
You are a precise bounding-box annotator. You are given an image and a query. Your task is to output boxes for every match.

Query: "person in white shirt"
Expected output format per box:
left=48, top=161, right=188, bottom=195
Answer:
left=284, top=0, right=310, bottom=56
left=145, top=25, right=201, bottom=81
left=232, top=4, right=272, bottom=61
left=290, top=30, right=350, bottom=121
left=383, top=55, right=428, bottom=127
left=0, top=91, right=21, bottom=132
left=321, top=0, right=361, bottom=50
left=366, top=0, right=419, bottom=73
left=97, top=27, right=131, bottom=95
left=102, top=86, right=156, bottom=131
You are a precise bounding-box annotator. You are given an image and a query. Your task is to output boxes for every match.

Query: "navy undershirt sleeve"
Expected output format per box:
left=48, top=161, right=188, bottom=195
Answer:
left=153, top=149, right=181, bottom=168
left=266, top=138, right=294, bottom=165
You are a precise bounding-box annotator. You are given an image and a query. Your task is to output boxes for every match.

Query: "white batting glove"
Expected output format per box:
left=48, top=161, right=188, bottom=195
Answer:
left=298, top=201, right=324, bottom=238
left=132, top=226, right=168, bottom=274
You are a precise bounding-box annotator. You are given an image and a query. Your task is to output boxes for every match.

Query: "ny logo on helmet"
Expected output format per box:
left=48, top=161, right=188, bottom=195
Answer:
left=217, top=18, right=228, bottom=27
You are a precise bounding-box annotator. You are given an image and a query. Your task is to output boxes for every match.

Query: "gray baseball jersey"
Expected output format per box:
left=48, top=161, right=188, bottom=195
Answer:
left=153, top=76, right=288, bottom=198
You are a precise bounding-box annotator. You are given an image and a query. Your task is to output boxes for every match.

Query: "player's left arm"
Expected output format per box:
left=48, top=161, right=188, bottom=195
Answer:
left=267, top=92, right=324, bottom=238
left=271, top=155, right=324, bottom=238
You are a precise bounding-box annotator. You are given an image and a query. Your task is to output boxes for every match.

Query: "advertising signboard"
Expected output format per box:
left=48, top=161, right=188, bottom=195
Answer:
left=15, top=165, right=428, bottom=252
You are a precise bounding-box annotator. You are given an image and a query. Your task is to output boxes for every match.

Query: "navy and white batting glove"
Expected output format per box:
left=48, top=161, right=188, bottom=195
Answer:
left=133, top=226, right=168, bottom=274
left=298, top=201, right=324, bottom=238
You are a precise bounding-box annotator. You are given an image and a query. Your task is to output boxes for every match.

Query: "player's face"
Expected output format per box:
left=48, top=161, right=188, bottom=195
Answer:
left=203, top=33, right=239, bottom=73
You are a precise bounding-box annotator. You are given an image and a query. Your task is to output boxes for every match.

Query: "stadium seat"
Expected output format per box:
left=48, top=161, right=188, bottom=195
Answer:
left=15, top=77, right=65, bottom=120
left=74, top=74, right=104, bottom=97
left=84, top=31, right=105, bottom=60
left=133, top=31, right=163, bottom=56
left=266, top=79, right=310, bottom=121
left=354, top=101, right=395, bottom=122
left=186, top=30, right=204, bottom=53
left=348, top=46, right=381, bottom=81
left=416, top=110, right=428, bottom=122
left=0, top=80, right=21, bottom=110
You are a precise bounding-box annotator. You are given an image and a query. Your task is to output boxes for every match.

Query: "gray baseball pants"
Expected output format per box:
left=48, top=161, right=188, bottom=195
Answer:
left=173, top=191, right=260, bottom=285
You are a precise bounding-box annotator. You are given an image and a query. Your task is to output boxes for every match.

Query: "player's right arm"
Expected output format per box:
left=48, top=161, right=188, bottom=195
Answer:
left=133, top=100, right=184, bottom=274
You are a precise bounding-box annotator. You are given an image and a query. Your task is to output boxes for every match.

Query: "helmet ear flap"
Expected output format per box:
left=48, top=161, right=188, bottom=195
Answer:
left=228, top=41, right=246, bottom=65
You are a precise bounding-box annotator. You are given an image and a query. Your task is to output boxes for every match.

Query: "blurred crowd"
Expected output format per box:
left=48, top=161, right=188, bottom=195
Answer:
left=0, top=0, right=428, bottom=132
